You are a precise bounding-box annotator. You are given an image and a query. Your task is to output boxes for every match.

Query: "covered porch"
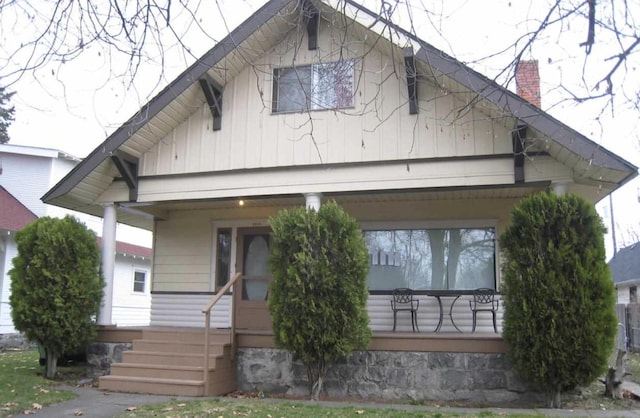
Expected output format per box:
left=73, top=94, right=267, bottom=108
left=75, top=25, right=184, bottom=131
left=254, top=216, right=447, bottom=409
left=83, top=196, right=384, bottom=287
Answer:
left=93, top=269, right=506, bottom=397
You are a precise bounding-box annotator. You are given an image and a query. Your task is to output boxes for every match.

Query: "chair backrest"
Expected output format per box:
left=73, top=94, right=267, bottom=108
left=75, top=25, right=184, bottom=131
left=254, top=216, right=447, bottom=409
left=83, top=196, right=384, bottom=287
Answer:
left=392, top=288, right=414, bottom=304
left=473, top=288, right=496, bottom=304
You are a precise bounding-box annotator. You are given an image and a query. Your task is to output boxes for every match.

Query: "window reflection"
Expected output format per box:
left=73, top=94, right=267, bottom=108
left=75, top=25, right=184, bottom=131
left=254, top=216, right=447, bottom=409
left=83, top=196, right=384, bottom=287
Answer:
left=364, top=228, right=495, bottom=290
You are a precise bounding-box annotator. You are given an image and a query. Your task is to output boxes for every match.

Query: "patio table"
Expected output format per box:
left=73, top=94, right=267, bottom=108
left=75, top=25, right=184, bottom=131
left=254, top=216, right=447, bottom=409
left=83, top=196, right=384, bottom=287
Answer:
left=424, top=290, right=475, bottom=333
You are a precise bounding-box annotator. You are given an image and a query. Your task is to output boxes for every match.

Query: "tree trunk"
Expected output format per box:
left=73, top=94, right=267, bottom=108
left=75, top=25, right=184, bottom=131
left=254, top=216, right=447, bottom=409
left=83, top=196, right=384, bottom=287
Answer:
left=604, top=349, right=627, bottom=399
left=306, top=361, right=327, bottom=401
left=547, top=388, right=562, bottom=408
left=428, top=230, right=446, bottom=289
left=45, top=348, right=58, bottom=379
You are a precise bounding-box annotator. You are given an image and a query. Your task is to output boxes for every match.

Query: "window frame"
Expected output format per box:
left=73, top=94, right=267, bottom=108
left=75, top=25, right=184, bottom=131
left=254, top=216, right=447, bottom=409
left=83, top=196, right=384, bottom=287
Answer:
left=271, top=59, right=356, bottom=114
left=360, top=220, right=499, bottom=293
left=132, top=269, right=148, bottom=294
left=214, top=227, right=233, bottom=289
left=210, top=220, right=270, bottom=292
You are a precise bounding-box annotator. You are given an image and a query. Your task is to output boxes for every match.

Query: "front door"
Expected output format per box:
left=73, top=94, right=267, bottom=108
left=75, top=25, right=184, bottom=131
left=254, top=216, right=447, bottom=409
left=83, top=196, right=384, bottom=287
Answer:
left=234, top=227, right=273, bottom=330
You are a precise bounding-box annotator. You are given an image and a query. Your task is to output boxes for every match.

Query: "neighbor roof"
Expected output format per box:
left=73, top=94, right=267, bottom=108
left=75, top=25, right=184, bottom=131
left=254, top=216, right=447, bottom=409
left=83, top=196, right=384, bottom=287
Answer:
left=42, top=0, right=638, bottom=230
left=96, top=237, right=152, bottom=259
left=0, top=186, right=37, bottom=232
left=0, top=143, right=80, bottom=162
left=609, top=242, right=640, bottom=284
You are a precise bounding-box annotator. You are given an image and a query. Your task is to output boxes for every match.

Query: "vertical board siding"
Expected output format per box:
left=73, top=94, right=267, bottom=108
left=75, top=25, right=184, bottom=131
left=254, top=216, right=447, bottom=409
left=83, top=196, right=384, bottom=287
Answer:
left=139, top=19, right=511, bottom=177
left=150, top=293, right=231, bottom=328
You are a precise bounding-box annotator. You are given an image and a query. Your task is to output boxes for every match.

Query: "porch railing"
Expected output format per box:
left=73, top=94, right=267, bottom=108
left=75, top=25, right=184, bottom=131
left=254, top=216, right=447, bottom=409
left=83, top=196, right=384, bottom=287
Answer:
left=202, top=272, right=241, bottom=395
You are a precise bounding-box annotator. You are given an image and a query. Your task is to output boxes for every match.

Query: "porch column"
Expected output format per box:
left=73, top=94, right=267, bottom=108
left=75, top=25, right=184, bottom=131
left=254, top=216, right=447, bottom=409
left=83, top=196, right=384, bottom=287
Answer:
left=305, top=193, right=322, bottom=211
left=551, top=181, right=570, bottom=195
left=98, top=203, right=117, bottom=325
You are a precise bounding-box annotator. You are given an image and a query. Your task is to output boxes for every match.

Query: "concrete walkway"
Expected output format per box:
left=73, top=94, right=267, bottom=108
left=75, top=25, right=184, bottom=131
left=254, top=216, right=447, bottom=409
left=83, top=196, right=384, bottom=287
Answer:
left=10, top=386, right=640, bottom=418
left=11, top=386, right=191, bottom=418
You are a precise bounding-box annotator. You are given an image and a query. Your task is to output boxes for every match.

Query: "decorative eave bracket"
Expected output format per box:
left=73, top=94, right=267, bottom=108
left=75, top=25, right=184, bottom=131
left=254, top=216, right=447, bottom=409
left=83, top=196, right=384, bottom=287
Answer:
left=198, top=74, right=223, bottom=131
left=111, top=150, right=139, bottom=201
left=303, top=0, right=320, bottom=50
left=512, top=124, right=528, bottom=184
left=404, top=47, right=419, bottom=115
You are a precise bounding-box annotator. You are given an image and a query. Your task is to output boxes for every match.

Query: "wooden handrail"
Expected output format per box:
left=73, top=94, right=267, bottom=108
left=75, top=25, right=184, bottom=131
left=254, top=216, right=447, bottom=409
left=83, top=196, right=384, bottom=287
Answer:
left=202, top=272, right=242, bottom=396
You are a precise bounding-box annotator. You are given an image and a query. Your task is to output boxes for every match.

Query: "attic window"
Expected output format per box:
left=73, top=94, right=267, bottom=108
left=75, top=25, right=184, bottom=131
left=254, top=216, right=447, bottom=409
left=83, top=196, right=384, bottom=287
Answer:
left=272, top=60, right=354, bottom=113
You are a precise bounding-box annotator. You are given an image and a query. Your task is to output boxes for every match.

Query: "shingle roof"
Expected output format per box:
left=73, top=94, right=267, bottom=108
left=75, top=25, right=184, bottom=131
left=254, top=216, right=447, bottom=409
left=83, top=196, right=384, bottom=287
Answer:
left=609, top=242, right=640, bottom=284
left=0, top=186, right=37, bottom=232
left=96, top=237, right=152, bottom=259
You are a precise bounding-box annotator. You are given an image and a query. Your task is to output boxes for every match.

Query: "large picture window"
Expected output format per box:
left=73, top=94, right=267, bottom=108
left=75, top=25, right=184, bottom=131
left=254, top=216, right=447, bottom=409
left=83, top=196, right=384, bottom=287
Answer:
left=364, top=228, right=496, bottom=291
left=272, top=60, right=354, bottom=113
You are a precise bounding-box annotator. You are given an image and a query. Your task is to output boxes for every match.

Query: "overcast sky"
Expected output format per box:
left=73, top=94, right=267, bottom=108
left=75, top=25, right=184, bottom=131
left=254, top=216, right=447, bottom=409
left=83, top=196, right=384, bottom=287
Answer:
left=4, top=0, right=639, bottom=256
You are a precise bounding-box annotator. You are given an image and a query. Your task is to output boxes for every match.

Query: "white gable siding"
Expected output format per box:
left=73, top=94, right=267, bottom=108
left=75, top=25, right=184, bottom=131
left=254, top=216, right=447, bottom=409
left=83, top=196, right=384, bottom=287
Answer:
left=0, top=153, right=51, bottom=217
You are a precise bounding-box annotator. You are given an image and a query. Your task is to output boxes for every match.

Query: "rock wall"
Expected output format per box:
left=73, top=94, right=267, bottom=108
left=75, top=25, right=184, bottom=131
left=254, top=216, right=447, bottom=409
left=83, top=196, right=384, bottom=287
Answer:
left=238, top=349, right=534, bottom=403
left=86, top=342, right=132, bottom=377
left=0, top=333, right=32, bottom=350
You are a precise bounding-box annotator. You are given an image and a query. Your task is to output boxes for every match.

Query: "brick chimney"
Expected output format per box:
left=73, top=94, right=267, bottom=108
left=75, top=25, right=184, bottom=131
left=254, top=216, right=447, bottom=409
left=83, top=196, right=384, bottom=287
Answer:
left=516, top=60, right=541, bottom=108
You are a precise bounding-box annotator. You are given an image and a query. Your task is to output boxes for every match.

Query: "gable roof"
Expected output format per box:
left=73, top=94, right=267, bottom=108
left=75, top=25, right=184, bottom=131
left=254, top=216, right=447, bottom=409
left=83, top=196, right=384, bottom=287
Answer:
left=609, top=242, right=640, bottom=284
left=42, top=0, right=638, bottom=230
left=0, top=186, right=38, bottom=232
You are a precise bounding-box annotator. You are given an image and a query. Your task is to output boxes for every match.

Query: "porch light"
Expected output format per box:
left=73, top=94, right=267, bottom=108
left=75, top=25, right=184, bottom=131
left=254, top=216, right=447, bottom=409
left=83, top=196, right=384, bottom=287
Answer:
left=238, top=199, right=245, bottom=207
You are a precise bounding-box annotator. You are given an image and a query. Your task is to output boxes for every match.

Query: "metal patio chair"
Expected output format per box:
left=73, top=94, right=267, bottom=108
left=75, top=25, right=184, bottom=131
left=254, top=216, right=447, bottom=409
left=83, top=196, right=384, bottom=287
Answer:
left=390, top=288, right=420, bottom=332
left=469, top=288, right=499, bottom=333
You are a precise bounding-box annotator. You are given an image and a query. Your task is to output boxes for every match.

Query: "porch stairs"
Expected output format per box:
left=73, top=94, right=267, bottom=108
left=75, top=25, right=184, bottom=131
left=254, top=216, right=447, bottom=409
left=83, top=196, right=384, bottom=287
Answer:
left=99, top=327, right=236, bottom=397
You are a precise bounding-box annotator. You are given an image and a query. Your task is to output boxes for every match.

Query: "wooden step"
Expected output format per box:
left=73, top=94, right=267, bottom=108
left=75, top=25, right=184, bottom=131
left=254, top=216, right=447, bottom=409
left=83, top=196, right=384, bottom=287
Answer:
left=122, top=351, right=228, bottom=368
left=110, top=360, right=235, bottom=378
left=132, top=339, right=227, bottom=355
left=110, top=363, right=207, bottom=380
left=141, top=327, right=231, bottom=344
left=100, top=375, right=205, bottom=397
left=99, top=327, right=237, bottom=397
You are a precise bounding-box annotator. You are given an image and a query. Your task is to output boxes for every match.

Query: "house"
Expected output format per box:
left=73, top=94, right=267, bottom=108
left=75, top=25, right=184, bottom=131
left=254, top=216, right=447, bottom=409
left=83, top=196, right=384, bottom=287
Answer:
left=0, top=144, right=153, bottom=345
left=42, top=0, right=637, bottom=402
left=609, top=243, right=640, bottom=305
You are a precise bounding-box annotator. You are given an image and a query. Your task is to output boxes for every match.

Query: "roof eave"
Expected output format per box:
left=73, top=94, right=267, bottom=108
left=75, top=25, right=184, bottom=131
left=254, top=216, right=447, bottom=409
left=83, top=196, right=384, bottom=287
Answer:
left=42, top=0, right=296, bottom=205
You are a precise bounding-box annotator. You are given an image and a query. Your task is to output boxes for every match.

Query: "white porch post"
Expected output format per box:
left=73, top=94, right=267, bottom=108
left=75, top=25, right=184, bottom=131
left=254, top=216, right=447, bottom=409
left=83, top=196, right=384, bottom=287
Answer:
left=305, top=193, right=322, bottom=211
left=98, top=203, right=117, bottom=325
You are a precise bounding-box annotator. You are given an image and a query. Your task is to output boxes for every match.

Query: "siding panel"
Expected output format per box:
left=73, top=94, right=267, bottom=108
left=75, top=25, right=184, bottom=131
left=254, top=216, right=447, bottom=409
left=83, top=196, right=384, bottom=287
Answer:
left=150, top=293, right=231, bottom=328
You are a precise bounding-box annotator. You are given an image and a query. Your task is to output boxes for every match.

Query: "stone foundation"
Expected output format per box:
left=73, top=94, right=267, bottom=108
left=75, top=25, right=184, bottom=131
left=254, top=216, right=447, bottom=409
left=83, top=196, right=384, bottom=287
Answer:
left=0, top=333, right=33, bottom=350
left=238, top=349, right=537, bottom=404
left=86, top=342, right=132, bottom=377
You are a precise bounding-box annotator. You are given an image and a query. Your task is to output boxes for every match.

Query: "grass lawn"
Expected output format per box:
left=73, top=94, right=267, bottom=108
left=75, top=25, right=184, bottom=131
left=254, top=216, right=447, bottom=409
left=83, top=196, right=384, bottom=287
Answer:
left=115, top=398, right=544, bottom=418
left=0, top=350, right=78, bottom=417
left=118, top=354, right=640, bottom=418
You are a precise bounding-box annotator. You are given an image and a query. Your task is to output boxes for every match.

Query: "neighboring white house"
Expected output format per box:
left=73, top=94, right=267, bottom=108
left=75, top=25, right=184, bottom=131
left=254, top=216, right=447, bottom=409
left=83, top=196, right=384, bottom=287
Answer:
left=609, top=242, right=640, bottom=305
left=0, top=144, right=152, bottom=339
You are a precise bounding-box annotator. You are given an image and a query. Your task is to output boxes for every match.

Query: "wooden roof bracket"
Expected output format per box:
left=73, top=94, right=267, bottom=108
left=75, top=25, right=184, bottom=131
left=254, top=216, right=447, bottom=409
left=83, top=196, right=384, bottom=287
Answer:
left=303, top=0, right=320, bottom=50
left=512, top=124, right=528, bottom=184
left=111, top=150, right=139, bottom=201
left=198, top=74, right=223, bottom=131
left=404, top=47, right=419, bottom=115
